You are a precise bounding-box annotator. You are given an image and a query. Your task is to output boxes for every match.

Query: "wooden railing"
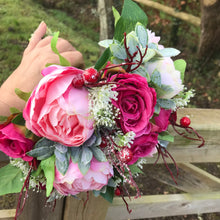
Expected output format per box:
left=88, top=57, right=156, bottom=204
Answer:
left=0, top=108, right=220, bottom=219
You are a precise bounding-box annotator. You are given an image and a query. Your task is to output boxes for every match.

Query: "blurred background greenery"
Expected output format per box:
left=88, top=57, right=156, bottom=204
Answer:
left=0, top=0, right=219, bottom=108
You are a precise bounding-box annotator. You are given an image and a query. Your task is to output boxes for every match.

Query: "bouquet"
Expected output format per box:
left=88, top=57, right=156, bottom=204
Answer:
left=0, top=0, right=204, bottom=218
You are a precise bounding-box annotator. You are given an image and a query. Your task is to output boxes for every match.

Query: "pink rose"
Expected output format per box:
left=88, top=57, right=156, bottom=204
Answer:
left=111, top=73, right=157, bottom=137
left=0, top=123, right=34, bottom=161
left=23, top=65, right=94, bottom=147
left=53, top=158, right=113, bottom=195
left=153, top=108, right=171, bottom=133
left=128, top=132, right=158, bottom=165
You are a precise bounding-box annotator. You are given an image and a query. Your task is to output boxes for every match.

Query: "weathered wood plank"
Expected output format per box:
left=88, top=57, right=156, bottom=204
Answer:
left=106, top=192, right=220, bottom=220
left=144, top=163, right=220, bottom=193
left=63, top=192, right=109, bottom=220
left=0, top=209, right=15, bottom=219
left=134, top=0, right=201, bottom=26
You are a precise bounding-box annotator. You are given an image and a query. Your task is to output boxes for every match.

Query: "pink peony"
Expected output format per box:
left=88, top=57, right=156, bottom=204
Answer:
left=128, top=132, right=158, bottom=165
left=23, top=65, right=94, bottom=147
left=153, top=108, right=171, bottom=133
left=53, top=158, right=113, bottom=195
left=111, top=73, right=157, bottom=137
left=0, top=123, right=34, bottom=161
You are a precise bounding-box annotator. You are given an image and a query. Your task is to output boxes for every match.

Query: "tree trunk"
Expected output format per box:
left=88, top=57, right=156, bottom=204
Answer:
left=198, top=0, right=220, bottom=59
left=98, top=0, right=114, bottom=40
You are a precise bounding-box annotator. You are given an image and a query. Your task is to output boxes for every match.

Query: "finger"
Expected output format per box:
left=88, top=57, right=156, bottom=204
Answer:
left=61, top=51, right=85, bottom=69
left=36, top=37, right=76, bottom=54
left=56, top=38, right=76, bottom=53
left=24, top=21, right=47, bottom=54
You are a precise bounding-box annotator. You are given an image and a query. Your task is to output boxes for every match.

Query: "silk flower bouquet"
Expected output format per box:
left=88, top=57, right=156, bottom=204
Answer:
left=0, top=0, right=204, bottom=217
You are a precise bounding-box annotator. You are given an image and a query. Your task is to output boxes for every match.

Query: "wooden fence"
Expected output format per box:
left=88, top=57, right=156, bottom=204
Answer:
left=0, top=108, right=220, bottom=219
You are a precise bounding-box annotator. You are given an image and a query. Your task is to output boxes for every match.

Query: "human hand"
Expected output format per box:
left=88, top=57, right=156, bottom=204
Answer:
left=0, top=21, right=84, bottom=116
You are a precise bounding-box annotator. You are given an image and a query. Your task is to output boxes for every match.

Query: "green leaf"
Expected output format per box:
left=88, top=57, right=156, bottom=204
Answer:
left=15, top=88, right=31, bottom=102
left=158, top=131, right=174, bottom=142
left=174, top=59, right=186, bottom=82
left=114, top=0, right=148, bottom=41
left=31, top=165, right=42, bottom=177
left=0, top=116, right=8, bottom=122
left=135, top=22, right=148, bottom=48
left=10, top=107, right=21, bottom=114
left=112, top=6, right=120, bottom=27
left=101, top=186, right=114, bottom=203
left=0, top=164, right=24, bottom=196
left=94, top=48, right=111, bottom=71
left=90, top=146, right=107, bottom=162
left=51, top=32, right=71, bottom=66
left=128, top=164, right=144, bottom=174
left=40, top=155, right=55, bottom=197
left=11, top=113, right=25, bottom=125
left=126, top=31, right=140, bottom=55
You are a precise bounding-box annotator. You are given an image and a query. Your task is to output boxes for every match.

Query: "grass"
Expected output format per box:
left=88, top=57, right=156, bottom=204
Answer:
left=0, top=0, right=100, bottom=85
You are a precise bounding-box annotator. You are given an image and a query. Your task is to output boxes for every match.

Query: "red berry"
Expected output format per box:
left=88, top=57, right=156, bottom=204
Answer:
left=72, top=74, right=84, bottom=88
left=118, top=147, right=133, bottom=163
left=180, top=116, right=191, bottom=127
left=114, top=187, right=121, bottom=196
left=83, top=68, right=99, bottom=83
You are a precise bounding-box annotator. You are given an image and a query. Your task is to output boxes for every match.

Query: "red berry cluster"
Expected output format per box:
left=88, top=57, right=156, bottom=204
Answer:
left=72, top=68, right=99, bottom=88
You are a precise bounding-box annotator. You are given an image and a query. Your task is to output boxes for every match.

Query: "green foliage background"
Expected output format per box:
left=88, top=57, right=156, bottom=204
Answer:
left=0, top=0, right=99, bottom=85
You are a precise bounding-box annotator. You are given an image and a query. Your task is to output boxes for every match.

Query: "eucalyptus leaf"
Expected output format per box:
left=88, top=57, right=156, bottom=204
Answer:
left=154, top=103, right=161, bottom=115
left=54, top=144, right=69, bottom=175
left=157, top=99, right=176, bottom=110
left=40, top=155, right=55, bottom=197
left=90, top=146, right=107, bottom=162
left=93, top=190, right=101, bottom=197
left=35, top=138, right=55, bottom=149
left=78, top=160, right=90, bottom=175
left=81, top=147, right=93, bottom=165
left=159, top=48, right=180, bottom=57
left=70, top=147, right=81, bottom=163
left=148, top=43, right=158, bottom=50
left=126, top=32, right=139, bottom=55
left=110, top=44, right=127, bottom=60
left=0, top=164, right=24, bottom=196
left=107, top=178, right=116, bottom=188
left=27, top=145, right=55, bottom=160
left=151, top=70, right=161, bottom=87
left=135, top=22, right=148, bottom=48
left=14, top=88, right=31, bottom=102
left=98, top=39, right=113, bottom=48
left=143, top=48, right=156, bottom=62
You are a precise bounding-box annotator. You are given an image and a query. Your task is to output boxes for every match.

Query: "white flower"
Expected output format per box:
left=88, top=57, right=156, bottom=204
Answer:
left=145, top=57, right=184, bottom=99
